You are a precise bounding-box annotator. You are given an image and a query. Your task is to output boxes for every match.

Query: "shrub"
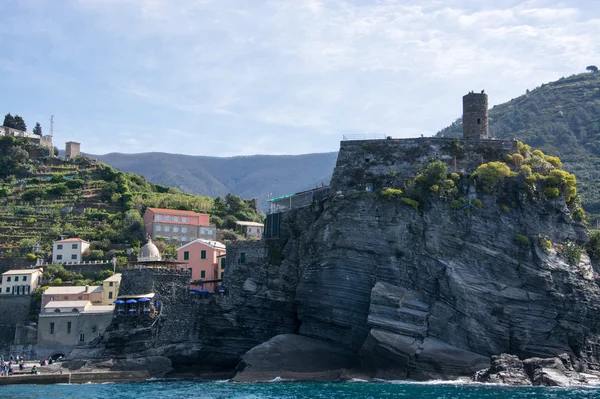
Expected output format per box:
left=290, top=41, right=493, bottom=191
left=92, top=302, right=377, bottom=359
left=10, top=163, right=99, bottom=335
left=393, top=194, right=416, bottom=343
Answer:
left=544, top=155, right=562, bottom=169
left=473, top=199, right=483, bottom=208
left=519, top=165, right=532, bottom=176
left=572, top=205, right=586, bottom=222
left=400, top=197, right=419, bottom=211
left=562, top=240, right=583, bottom=265
left=22, top=188, right=45, bottom=201
left=380, top=188, right=404, bottom=199
left=46, top=183, right=68, bottom=197
left=532, top=149, right=545, bottom=157
left=450, top=172, right=460, bottom=181
left=586, top=230, right=600, bottom=262
left=539, top=237, right=552, bottom=254
left=65, top=178, right=85, bottom=189
left=514, top=234, right=530, bottom=246
left=473, top=162, right=512, bottom=187
left=429, top=185, right=439, bottom=193
left=544, top=187, right=560, bottom=198
left=0, top=187, right=10, bottom=197
left=511, top=153, right=524, bottom=166
left=450, top=199, right=461, bottom=210
left=26, top=253, right=37, bottom=261
left=502, top=205, right=510, bottom=213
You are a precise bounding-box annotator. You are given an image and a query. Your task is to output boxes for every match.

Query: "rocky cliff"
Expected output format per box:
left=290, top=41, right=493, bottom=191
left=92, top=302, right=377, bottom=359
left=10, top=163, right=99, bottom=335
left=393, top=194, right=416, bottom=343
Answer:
left=68, top=138, right=600, bottom=383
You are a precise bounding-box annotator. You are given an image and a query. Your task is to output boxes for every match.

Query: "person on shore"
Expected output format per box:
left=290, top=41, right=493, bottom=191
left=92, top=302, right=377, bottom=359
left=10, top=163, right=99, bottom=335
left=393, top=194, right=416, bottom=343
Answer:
left=8, top=362, right=13, bottom=376
left=31, top=365, right=38, bottom=375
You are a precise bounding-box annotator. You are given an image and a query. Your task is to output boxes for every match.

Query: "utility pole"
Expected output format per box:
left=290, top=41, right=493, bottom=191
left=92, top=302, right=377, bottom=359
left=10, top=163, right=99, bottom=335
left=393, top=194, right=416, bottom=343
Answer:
left=49, top=115, right=54, bottom=157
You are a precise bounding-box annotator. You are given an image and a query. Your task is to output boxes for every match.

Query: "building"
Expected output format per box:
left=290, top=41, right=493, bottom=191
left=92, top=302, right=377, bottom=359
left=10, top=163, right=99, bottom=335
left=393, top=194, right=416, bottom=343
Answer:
left=0, top=268, right=43, bottom=295
left=463, top=90, right=489, bottom=139
left=176, top=239, right=226, bottom=291
left=65, top=141, right=81, bottom=160
left=235, top=221, right=264, bottom=239
left=36, top=300, right=113, bottom=360
left=102, top=273, right=122, bottom=305
left=217, top=254, right=226, bottom=281
left=42, top=285, right=103, bottom=307
left=143, top=207, right=216, bottom=244
left=52, top=238, right=90, bottom=263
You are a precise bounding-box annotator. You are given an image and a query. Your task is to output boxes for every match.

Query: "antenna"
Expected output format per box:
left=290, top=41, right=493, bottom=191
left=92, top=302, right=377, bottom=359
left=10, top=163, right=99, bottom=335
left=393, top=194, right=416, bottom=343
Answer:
left=50, top=115, right=54, bottom=136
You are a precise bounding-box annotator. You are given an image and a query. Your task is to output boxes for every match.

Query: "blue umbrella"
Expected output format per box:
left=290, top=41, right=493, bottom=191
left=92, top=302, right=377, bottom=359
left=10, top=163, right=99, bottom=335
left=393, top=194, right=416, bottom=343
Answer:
left=138, top=297, right=151, bottom=302
left=128, top=309, right=137, bottom=313
left=199, top=290, right=209, bottom=293
left=126, top=299, right=137, bottom=304
left=114, top=300, right=125, bottom=304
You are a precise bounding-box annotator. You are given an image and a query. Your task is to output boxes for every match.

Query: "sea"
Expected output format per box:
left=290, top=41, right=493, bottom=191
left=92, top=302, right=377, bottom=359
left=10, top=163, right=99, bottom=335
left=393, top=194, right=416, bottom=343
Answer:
left=1, top=380, right=599, bottom=399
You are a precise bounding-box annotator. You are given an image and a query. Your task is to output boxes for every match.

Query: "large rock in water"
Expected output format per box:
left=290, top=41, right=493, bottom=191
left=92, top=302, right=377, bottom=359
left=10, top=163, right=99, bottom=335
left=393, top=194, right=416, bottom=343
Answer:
left=233, top=334, right=357, bottom=382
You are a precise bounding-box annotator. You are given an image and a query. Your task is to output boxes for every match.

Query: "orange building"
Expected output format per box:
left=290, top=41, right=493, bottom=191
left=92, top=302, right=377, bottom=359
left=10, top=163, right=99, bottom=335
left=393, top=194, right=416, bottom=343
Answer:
left=143, top=208, right=216, bottom=244
left=176, top=239, right=226, bottom=291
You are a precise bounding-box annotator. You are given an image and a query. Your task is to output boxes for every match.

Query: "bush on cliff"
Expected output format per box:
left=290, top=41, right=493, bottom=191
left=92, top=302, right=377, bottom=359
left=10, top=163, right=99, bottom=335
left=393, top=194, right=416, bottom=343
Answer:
left=586, top=230, right=600, bottom=262
left=514, top=234, right=530, bottom=246
left=400, top=197, right=420, bottom=211
left=380, top=188, right=403, bottom=200
left=472, top=162, right=512, bottom=189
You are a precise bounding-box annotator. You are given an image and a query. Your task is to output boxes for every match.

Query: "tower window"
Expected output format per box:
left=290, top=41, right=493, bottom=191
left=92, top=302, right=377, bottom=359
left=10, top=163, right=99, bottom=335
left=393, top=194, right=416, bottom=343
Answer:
left=477, top=118, right=481, bottom=125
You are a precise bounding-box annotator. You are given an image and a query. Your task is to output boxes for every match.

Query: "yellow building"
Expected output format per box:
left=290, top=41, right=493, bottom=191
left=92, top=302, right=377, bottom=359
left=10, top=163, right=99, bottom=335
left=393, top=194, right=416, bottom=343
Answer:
left=102, top=273, right=122, bottom=305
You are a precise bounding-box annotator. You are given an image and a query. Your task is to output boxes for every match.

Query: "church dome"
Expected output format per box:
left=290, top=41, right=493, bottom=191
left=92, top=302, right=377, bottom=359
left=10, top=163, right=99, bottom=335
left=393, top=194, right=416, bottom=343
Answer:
left=138, top=238, right=161, bottom=262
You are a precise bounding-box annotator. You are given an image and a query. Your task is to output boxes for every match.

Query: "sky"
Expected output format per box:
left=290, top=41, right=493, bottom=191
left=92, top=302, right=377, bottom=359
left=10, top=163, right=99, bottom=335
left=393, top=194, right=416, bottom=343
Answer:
left=0, top=0, right=599, bottom=157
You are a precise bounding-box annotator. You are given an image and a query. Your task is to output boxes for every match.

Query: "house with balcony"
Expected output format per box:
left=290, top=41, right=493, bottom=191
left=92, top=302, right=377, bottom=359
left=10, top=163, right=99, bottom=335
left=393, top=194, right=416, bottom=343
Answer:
left=52, top=238, right=90, bottom=264
left=143, top=207, right=216, bottom=244
left=176, top=239, right=226, bottom=291
left=0, top=268, right=43, bottom=295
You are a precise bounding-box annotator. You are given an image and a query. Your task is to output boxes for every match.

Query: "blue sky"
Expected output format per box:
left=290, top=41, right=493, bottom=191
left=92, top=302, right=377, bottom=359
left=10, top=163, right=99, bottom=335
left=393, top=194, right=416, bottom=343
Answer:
left=1, top=0, right=598, bottom=157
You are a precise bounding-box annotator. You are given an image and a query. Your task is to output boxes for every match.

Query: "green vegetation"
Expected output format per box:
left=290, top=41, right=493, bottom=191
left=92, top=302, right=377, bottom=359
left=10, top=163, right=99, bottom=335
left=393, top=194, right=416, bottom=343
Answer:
left=561, top=240, right=583, bottom=266
left=586, top=230, right=600, bottom=262
left=514, top=234, right=530, bottom=246
left=538, top=236, right=553, bottom=254
left=436, top=71, right=600, bottom=222
left=400, top=197, right=420, bottom=211
left=379, top=188, right=403, bottom=200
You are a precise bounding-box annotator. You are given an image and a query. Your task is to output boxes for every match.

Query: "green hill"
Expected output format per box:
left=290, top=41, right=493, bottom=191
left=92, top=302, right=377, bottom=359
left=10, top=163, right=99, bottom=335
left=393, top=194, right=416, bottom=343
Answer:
left=0, top=135, right=262, bottom=263
left=437, top=71, right=600, bottom=221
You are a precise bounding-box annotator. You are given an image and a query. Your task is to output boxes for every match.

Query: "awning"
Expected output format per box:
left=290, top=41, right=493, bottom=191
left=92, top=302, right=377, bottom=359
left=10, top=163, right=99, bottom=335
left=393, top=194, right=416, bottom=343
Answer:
left=138, top=297, right=151, bottom=302
left=117, top=293, right=155, bottom=299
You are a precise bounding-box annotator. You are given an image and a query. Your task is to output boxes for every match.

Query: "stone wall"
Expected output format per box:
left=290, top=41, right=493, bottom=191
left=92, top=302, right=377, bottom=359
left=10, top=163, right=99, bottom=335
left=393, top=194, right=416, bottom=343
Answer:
left=330, top=138, right=517, bottom=192
left=0, top=296, right=32, bottom=354
left=463, top=92, right=489, bottom=139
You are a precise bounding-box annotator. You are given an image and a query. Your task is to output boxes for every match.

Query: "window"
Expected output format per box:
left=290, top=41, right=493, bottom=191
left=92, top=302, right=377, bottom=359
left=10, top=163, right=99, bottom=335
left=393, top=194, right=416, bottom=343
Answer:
left=0, top=288, right=2, bottom=293
left=240, top=252, right=246, bottom=264
left=172, top=236, right=178, bottom=242
left=57, top=255, right=63, bottom=260
left=173, top=216, right=179, bottom=222
left=184, top=251, right=189, bottom=260
left=180, top=236, right=187, bottom=241
left=67, top=321, right=72, bottom=334
left=14, top=276, right=18, bottom=282
left=50, top=322, right=55, bottom=334
left=108, top=291, right=113, bottom=299
left=109, top=282, right=113, bottom=287
left=79, top=332, right=85, bottom=342
left=182, top=227, right=187, bottom=233
left=173, top=227, right=179, bottom=232
left=71, top=254, right=77, bottom=260
left=64, top=296, right=68, bottom=300
left=72, top=243, right=78, bottom=249
left=221, top=259, right=225, bottom=270
left=477, top=118, right=481, bottom=125
left=201, top=250, right=206, bottom=259
left=72, top=308, right=79, bottom=312
left=6, top=276, right=10, bottom=282
left=182, top=217, right=188, bottom=223
left=54, top=308, right=61, bottom=313
left=165, top=216, right=171, bottom=221
left=78, top=296, right=83, bottom=300
left=164, top=226, right=170, bottom=232
left=155, top=215, right=162, bottom=221
left=156, top=225, right=162, bottom=232
left=201, top=270, right=206, bottom=278
left=22, top=276, right=26, bottom=282
left=57, top=244, right=63, bottom=250
left=26, top=286, right=30, bottom=294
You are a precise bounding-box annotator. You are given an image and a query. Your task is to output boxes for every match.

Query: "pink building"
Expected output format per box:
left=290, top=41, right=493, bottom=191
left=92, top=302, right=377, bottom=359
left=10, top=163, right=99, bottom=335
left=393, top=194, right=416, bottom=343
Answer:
left=42, top=285, right=103, bottom=307
left=143, top=208, right=216, bottom=245
left=176, top=239, right=226, bottom=291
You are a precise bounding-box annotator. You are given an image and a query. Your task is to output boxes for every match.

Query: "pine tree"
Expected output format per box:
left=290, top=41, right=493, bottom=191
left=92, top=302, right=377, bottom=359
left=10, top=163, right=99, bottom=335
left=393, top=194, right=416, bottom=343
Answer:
left=12, top=115, right=26, bottom=131
left=3, top=113, right=14, bottom=128
left=33, top=122, right=42, bottom=135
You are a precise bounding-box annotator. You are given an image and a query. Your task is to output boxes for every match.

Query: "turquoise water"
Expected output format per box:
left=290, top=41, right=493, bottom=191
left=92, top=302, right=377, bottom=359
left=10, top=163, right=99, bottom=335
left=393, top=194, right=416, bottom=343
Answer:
left=1, top=380, right=599, bottom=399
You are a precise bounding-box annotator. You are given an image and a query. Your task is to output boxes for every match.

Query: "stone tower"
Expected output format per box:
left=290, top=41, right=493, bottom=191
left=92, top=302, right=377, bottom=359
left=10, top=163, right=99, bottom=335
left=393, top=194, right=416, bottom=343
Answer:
left=462, top=91, right=488, bottom=139
left=65, top=141, right=81, bottom=161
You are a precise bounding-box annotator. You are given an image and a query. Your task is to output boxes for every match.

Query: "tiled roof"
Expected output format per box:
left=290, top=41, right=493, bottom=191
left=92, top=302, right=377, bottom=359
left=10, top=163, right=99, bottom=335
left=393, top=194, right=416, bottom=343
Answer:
left=147, top=208, right=208, bottom=216
left=177, top=238, right=226, bottom=251
left=43, top=286, right=102, bottom=295
left=55, top=237, right=88, bottom=243
left=2, top=268, right=42, bottom=275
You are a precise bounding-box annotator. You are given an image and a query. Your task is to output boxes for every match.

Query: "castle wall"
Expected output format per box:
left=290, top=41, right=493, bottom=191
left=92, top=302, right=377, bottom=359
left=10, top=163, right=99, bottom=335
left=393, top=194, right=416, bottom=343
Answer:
left=330, top=138, right=517, bottom=192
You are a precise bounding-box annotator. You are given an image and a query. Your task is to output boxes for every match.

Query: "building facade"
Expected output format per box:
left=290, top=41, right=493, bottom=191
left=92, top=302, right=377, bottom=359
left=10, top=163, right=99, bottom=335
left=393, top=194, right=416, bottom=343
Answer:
left=52, top=238, right=90, bottom=263
left=235, top=221, right=264, bottom=239
left=36, top=300, right=113, bottom=359
left=65, top=141, right=81, bottom=160
left=463, top=91, right=489, bottom=139
left=0, top=268, right=43, bottom=295
left=42, top=285, right=103, bottom=307
left=102, top=273, right=122, bottom=305
left=176, top=239, right=226, bottom=291
left=143, top=207, right=216, bottom=244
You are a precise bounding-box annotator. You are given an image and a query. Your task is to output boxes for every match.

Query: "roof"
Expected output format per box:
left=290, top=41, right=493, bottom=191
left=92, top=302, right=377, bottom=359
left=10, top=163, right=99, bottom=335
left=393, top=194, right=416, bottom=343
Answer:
left=43, top=286, right=102, bottom=295
left=177, top=238, right=226, bottom=252
left=146, top=207, right=208, bottom=216
left=44, top=300, right=90, bottom=309
left=82, top=305, right=114, bottom=313
left=117, top=292, right=155, bottom=299
left=103, top=273, right=122, bottom=282
left=54, top=237, right=89, bottom=243
left=2, top=268, right=42, bottom=276
left=235, top=221, right=264, bottom=227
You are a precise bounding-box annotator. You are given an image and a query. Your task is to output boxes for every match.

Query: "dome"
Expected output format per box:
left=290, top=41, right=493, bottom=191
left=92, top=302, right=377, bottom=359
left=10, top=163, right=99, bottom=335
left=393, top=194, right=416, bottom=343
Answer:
left=138, top=238, right=161, bottom=262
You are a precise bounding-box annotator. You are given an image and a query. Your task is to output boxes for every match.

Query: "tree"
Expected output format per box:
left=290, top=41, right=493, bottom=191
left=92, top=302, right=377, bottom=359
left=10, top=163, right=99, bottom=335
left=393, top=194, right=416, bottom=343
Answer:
left=33, top=122, right=42, bottom=135
left=3, top=113, right=14, bottom=128
left=12, top=115, right=26, bottom=131
left=586, top=65, right=598, bottom=73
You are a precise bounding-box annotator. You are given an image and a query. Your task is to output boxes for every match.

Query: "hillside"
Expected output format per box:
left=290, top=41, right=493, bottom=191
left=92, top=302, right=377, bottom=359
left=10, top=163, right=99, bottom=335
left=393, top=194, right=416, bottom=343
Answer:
left=94, top=152, right=338, bottom=210
left=0, top=136, right=262, bottom=264
left=437, top=71, right=600, bottom=220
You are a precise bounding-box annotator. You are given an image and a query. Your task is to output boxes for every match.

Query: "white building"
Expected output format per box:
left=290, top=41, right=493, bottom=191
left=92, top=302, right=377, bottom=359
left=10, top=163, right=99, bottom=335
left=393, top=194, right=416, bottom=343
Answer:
left=0, top=268, right=43, bottom=295
left=235, top=221, right=264, bottom=239
left=52, top=238, right=90, bottom=263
